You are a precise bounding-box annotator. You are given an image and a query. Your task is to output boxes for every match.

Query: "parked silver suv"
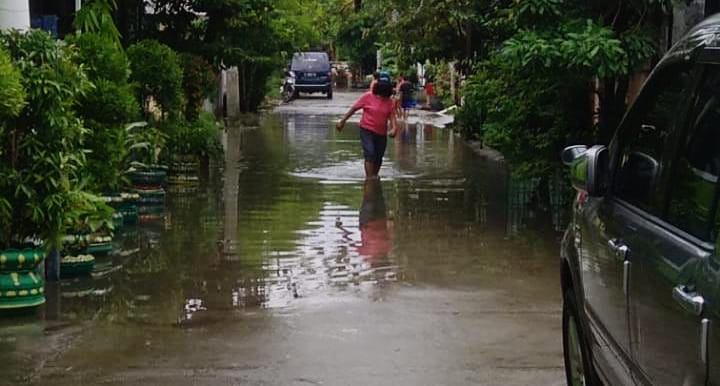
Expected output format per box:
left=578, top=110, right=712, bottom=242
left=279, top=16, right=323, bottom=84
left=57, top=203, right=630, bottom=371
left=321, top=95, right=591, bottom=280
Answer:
left=561, top=15, right=720, bottom=386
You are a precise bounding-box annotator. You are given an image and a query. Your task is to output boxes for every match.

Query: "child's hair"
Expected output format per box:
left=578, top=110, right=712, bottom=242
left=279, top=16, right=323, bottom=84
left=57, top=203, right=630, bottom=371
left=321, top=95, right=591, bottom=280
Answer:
left=373, top=80, right=393, bottom=98
left=373, top=71, right=380, bottom=80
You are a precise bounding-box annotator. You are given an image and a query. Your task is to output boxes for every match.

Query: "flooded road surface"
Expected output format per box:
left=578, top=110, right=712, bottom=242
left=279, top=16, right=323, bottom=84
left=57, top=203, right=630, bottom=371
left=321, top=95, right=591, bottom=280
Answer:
left=0, top=92, right=565, bottom=385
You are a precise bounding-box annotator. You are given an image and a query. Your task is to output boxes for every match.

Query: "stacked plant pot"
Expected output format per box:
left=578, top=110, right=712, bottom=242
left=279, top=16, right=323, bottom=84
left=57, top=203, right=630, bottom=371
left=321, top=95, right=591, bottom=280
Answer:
left=168, top=156, right=200, bottom=194
left=60, top=254, right=96, bottom=277
left=129, top=165, right=167, bottom=223
left=0, top=248, right=46, bottom=309
left=61, top=235, right=97, bottom=277
left=103, top=192, right=140, bottom=226
left=83, top=233, right=114, bottom=255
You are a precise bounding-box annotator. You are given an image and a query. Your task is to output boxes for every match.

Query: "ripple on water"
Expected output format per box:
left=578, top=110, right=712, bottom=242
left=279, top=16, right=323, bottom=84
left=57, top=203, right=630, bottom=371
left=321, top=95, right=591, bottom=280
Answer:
left=289, top=161, right=420, bottom=182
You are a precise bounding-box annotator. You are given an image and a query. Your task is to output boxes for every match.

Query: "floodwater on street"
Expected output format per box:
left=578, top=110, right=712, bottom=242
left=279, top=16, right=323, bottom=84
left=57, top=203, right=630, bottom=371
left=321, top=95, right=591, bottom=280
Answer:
left=0, top=92, right=566, bottom=385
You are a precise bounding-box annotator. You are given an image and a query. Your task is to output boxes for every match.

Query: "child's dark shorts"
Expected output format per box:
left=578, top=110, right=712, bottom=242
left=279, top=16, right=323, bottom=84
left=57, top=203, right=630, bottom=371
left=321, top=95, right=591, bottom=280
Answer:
left=359, top=127, right=387, bottom=167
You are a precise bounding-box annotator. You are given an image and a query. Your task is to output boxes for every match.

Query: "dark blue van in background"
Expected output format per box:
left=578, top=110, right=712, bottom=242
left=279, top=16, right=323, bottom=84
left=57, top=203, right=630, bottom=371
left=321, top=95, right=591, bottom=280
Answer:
left=291, top=52, right=332, bottom=99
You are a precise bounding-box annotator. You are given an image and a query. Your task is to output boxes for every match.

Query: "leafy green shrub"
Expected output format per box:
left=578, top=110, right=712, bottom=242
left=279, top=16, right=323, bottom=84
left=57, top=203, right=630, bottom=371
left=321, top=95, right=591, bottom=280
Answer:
left=73, top=0, right=121, bottom=46
left=458, top=54, right=589, bottom=177
left=125, top=121, right=167, bottom=167
left=180, top=53, right=217, bottom=121
left=70, top=33, right=138, bottom=125
left=0, top=30, right=101, bottom=249
left=457, top=2, right=663, bottom=177
left=0, top=46, right=25, bottom=122
left=69, top=32, right=140, bottom=193
left=71, top=32, right=130, bottom=85
left=163, top=112, right=223, bottom=161
left=127, top=40, right=184, bottom=118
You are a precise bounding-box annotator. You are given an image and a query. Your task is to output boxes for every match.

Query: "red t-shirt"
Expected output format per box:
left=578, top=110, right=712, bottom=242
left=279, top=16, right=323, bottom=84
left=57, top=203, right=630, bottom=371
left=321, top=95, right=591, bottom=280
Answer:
left=425, top=82, right=435, bottom=96
left=352, top=92, right=394, bottom=135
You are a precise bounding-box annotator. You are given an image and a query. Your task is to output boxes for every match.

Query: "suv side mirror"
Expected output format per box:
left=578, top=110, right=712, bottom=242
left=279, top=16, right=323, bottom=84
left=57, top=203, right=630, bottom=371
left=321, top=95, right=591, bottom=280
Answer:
left=561, top=145, right=588, bottom=166
left=562, top=145, right=608, bottom=197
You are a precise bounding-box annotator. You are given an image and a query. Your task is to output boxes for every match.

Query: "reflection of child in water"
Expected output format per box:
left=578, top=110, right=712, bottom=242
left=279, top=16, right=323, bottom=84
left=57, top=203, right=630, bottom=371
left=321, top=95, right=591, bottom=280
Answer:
left=357, top=179, right=393, bottom=260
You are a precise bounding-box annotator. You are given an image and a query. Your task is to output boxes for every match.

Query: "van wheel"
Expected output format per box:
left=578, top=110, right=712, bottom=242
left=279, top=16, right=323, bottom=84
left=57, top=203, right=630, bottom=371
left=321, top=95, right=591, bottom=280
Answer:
left=563, top=288, right=597, bottom=386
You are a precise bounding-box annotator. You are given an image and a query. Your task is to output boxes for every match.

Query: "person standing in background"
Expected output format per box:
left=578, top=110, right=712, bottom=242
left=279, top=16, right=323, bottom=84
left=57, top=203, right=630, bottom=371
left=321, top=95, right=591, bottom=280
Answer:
left=394, top=74, right=405, bottom=118
left=424, top=77, right=435, bottom=109
left=331, top=66, right=338, bottom=88
left=398, top=74, right=415, bottom=121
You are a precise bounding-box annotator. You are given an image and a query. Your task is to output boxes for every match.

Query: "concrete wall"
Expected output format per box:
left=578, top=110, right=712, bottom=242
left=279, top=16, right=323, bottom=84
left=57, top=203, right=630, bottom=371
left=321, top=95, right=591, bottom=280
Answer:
left=0, top=0, right=30, bottom=31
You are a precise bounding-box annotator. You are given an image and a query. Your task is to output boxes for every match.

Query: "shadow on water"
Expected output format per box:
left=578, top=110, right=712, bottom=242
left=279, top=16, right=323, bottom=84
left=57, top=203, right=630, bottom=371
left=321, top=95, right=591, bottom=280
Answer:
left=0, top=112, right=570, bottom=382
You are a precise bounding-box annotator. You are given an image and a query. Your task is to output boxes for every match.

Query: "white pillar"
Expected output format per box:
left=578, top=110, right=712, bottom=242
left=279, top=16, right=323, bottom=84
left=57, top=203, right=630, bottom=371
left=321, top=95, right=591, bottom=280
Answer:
left=225, top=67, right=240, bottom=119
left=0, top=0, right=30, bottom=31
left=75, top=0, right=82, bottom=11
left=449, top=61, right=456, bottom=105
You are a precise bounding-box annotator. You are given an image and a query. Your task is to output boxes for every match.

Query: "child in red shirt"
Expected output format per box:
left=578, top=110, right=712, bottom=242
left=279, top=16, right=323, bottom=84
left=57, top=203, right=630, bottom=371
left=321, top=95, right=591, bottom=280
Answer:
left=424, top=79, right=435, bottom=108
left=336, top=80, right=398, bottom=179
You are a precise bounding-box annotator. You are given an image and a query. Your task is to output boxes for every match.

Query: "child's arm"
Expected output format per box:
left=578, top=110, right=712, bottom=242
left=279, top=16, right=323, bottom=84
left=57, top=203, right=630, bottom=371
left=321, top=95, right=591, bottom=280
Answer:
left=337, top=95, right=367, bottom=131
left=336, top=105, right=362, bottom=131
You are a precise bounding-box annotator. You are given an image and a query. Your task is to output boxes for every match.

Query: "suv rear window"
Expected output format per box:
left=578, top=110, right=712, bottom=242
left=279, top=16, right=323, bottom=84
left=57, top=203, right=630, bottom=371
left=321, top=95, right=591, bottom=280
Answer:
left=291, top=53, right=329, bottom=72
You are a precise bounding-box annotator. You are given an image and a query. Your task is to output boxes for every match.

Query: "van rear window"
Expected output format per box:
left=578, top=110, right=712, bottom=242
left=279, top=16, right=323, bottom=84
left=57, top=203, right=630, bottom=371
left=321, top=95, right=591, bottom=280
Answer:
left=291, top=53, right=329, bottom=72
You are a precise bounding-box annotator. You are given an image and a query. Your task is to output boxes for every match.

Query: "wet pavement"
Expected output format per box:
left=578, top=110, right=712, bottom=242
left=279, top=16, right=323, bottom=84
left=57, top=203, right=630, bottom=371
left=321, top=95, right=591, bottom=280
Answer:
left=0, top=91, right=565, bottom=385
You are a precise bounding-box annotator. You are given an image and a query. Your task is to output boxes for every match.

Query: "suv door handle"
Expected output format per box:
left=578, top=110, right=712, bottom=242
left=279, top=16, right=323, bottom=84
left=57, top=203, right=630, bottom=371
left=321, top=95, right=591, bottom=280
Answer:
left=673, top=285, right=704, bottom=316
left=608, top=239, right=629, bottom=260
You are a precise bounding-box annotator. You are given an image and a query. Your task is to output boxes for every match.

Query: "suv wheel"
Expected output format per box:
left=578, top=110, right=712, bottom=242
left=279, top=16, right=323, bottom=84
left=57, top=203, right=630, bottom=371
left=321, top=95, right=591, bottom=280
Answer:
left=563, top=289, right=596, bottom=386
left=327, top=89, right=333, bottom=99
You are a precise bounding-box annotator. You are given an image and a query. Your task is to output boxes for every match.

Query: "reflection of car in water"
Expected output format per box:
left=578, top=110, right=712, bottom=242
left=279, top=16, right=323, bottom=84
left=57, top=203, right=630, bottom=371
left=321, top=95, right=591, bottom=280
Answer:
left=291, top=52, right=332, bottom=99
left=357, top=179, right=392, bottom=260
left=559, top=14, right=720, bottom=386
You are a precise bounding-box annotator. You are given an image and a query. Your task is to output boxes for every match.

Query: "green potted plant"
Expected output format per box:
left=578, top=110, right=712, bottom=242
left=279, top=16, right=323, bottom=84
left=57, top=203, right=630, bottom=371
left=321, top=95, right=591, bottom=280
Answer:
left=0, top=31, right=105, bottom=302
left=126, top=121, right=169, bottom=188
left=68, top=32, right=141, bottom=197
left=164, top=113, right=222, bottom=185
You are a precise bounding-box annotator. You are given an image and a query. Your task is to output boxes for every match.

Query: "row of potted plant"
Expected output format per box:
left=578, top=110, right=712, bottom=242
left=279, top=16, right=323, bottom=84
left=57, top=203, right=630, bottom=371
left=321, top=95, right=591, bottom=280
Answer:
left=0, top=18, right=220, bottom=310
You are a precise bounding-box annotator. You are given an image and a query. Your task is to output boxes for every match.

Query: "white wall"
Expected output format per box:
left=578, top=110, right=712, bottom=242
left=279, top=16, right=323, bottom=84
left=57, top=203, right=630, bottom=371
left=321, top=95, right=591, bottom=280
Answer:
left=0, top=0, right=30, bottom=31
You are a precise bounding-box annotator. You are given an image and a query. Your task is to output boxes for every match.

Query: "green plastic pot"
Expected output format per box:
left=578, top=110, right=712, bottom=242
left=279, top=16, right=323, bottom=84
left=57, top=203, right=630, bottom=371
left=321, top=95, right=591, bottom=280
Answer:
left=83, top=243, right=113, bottom=255
left=60, top=255, right=95, bottom=277
left=129, top=169, right=168, bottom=187
left=0, top=271, right=45, bottom=309
left=0, top=248, right=45, bottom=273
left=133, top=188, right=166, bottom=204
left=112, top=212, right=124, bottom=229
left=120, top=205, right=139, bottom=225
